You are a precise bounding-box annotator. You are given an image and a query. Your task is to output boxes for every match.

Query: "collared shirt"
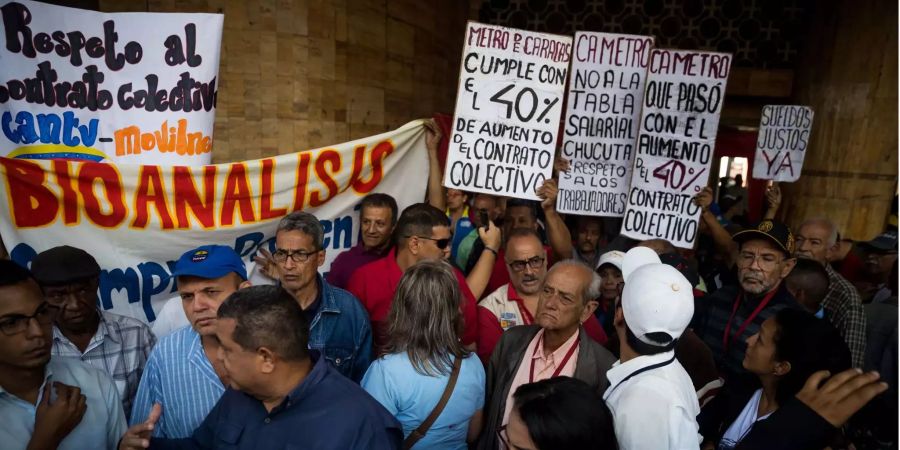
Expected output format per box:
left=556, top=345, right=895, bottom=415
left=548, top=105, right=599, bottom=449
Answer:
left=151, top=297, right=190, bottom=339
left=502, top=328, right=579, bottom=426
left=307, top=274, right=374, bottom=382
left=326, top=243, right=389, bottom=290
left=52, top=310, right=156, bottom=421
left=149, top=354, right=403, bottom=450
left=603, top=351, right=701, bottom=450
left=0, top=357, right=127, bottom=450
left=303, top=278, right=324, bottom=324
left=476, top=284, right=608, bottom=363
left=130, top=327, right=224, bottom=438
left=823, top=264, right=867, bottom=368
left=347, top=248, right=478, bottom=351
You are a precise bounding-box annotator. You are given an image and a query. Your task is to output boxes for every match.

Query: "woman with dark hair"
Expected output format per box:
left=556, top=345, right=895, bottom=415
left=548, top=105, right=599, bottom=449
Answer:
left=700, top=308, right=852, bottom=450
left=362, top=260, right=485, bottom=449
left=499, top=377, right=618, bottom=450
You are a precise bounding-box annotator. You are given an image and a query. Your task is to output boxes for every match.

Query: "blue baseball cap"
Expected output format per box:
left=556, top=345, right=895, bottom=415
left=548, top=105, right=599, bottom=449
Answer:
left=172, top=245, right=248, bottom=281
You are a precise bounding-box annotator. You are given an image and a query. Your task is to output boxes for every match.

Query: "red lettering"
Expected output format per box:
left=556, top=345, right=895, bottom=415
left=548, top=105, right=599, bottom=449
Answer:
left=351, top=141, right=394, bottom=194
left=259, top=158, right=287, bottom=220
left=309, top=149, right=341, bottom=207
left=0, top=158, right=58, bottom=228
left=77, top=163, right=126, bottom=228
left=221, top=163, right=255, bottom=226
left=52, top=160, right=80, bottom=225
left=291, top=152, right=312, bottom=212
left=173, top=166, right=216, bottom=228
left=132, top=166, right=175, bottom=229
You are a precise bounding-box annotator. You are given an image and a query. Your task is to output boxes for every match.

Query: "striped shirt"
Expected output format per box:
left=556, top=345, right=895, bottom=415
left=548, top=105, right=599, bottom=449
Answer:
left=823, top=264, right=867, bottom=368
left=52, top=310, right=156, bottom=421
left=130, top=326, right=225, bottom=438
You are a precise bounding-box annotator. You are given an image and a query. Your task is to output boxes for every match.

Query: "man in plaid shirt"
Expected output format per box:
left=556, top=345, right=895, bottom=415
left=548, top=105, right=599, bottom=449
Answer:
left=30, top=246, right=156, bottom=421
left=795, top=218, right=867, bottom=368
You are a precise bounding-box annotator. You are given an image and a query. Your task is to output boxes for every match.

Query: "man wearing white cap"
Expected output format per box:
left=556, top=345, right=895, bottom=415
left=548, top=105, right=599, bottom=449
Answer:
left=603, top=247, right=701, bottom=449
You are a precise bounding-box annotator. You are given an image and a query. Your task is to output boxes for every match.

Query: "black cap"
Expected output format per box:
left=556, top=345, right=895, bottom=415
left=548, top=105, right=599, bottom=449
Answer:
left=30, top=246, right=101, bottom=286
left=659, top=252, right=700, bottom=287
left=732, top=220, right=795, bottom=257
left=859, top=230, right=898, bottom=253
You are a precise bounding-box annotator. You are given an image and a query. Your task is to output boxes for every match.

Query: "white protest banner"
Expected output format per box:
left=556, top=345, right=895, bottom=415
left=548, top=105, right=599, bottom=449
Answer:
left=0, top=120, right=429, bottom=323
left=558, top=32, right=654, bottom=216
left=0, top=0, right=223, bottom=165
left=622, top=49, right=732, bottom=249
left=752, top=105, right=814, bottom=182
left=444, top=21, right=571, bottom=200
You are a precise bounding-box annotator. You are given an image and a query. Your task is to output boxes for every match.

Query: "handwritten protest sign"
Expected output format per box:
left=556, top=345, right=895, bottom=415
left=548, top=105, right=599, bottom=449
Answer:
left=752, top=105, right=814, bottom=182
left=622, top=49, right=732, bottom=249
left=0, top=0, right=223, bottom=165
left=558, top=32, right=654, bottom=216
left=443, top=21, right=571, bottom=200
left=0, top=120, right=429, bottom=323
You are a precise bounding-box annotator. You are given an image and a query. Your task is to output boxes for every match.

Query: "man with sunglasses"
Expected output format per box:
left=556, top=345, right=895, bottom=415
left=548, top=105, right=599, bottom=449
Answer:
left=30, top=246, right=156, bottom=421
left=0, top=260, right=126, bottom=449
left=692, top=220, right=801, bottom=398
left=349, top=203, right=485, bottom=353
left=476, top=228, right=608, bottom=363
left=271, top=211, right=373, bottom=382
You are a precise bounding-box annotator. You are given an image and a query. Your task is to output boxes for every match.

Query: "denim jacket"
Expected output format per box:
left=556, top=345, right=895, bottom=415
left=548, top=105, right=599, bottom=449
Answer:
left=308, top=275, right=374, bottom=383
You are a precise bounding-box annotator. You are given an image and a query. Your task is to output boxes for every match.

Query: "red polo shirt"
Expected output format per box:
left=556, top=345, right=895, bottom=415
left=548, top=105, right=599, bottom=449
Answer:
left=347, top=248, right=478, bottom=352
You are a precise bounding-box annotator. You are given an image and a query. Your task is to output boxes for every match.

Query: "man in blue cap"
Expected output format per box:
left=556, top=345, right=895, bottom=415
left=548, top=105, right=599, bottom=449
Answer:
left=130, top=245, right=250, bottom=438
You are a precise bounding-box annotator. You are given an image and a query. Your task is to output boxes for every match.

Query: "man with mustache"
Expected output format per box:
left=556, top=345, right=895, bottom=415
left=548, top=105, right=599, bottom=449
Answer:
left=475, top=228, right=608, bottom=363
left=325, top=193, right=398, bottom=290
left=693, top=220, right=800, bottom=397
left=130, top=245, right=250, bottom=438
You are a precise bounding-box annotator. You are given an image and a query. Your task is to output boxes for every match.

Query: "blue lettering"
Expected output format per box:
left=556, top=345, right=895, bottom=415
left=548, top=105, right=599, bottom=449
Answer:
left=1, top=111, right=99, bottom=146
left=137, top=262, right=170, bottom=322
left=99, top=267, right=140, bottom=311
left=235, top=232, right=264, bottom=258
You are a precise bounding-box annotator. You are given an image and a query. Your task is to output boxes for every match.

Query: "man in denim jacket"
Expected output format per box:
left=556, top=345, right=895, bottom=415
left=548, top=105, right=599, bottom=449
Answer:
left=272, top=211, right=373, bottom=382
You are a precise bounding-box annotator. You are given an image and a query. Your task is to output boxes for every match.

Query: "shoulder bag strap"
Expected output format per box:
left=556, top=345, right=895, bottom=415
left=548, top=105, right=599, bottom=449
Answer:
left=403, top=356, right=463, bottom=450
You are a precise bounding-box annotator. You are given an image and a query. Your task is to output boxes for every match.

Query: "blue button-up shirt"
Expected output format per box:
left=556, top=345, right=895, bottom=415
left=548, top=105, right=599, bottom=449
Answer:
left=148, top=353, right=403, bottom=450
left=130, top=327, right=224, bottom=438
left=0, top=357, right=126, bottom=450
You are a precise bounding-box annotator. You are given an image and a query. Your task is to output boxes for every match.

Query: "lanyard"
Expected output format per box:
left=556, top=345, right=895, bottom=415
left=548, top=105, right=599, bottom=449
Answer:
left=529, top=335, right=580, bottom=383
left=606, top=352, right=676, bottom=397
left=515, top=300, right=535, bottom=326
left=722, top=289, right=778, bottom=351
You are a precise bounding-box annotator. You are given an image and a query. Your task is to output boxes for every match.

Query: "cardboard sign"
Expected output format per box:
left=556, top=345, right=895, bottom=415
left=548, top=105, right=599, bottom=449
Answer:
left=557, top=32, right=654, bottom=216
left=752, top=105, right=814, bottom=182
left=444, top=21, right=572, bottom=200
left=0, top=120, right=430, bottom=323
left=622, top=49, right=732, bottom=249
left=0, top=0, right=223, bottom=165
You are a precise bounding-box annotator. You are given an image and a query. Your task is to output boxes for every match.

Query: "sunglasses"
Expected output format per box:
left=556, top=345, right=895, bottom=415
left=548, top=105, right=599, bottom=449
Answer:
left=410, top=236, right=451, bottom=250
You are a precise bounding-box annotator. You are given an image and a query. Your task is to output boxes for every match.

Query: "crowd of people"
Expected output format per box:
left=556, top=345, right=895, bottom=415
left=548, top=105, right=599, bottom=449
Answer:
left=0, top=121, right=895, bottom=449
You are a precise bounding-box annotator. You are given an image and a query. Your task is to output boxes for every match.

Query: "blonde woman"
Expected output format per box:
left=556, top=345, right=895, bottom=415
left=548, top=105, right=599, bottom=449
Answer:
left=362, top=260, right=485, bottom=449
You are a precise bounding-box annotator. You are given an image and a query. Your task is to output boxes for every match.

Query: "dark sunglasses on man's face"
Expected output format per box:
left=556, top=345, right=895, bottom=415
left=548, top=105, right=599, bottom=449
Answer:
left=412, top=236, right=451, bottom=250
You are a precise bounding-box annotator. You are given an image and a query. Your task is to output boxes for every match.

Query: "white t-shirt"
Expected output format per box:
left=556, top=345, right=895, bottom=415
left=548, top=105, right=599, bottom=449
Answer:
left=717, top=389, right=773, bottom=450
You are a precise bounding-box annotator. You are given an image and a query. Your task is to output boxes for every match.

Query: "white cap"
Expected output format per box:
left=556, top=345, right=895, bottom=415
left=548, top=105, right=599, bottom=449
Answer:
left=621, top=248, right=694, bottom=347
left=596, top=250, right=625, bottom=270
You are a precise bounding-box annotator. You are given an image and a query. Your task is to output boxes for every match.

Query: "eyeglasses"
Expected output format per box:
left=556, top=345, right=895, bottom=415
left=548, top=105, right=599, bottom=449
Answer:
left=409, top=236, right=451, bottom=250
left=0, top=303, right=60, bottom=336
left=273, top=249, right=321, bottom=263
left=507, top=256, right=544, bottom=272
left=737, top=252, right=786, bottom=270
left=44, top=283, right=95, bottom=305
